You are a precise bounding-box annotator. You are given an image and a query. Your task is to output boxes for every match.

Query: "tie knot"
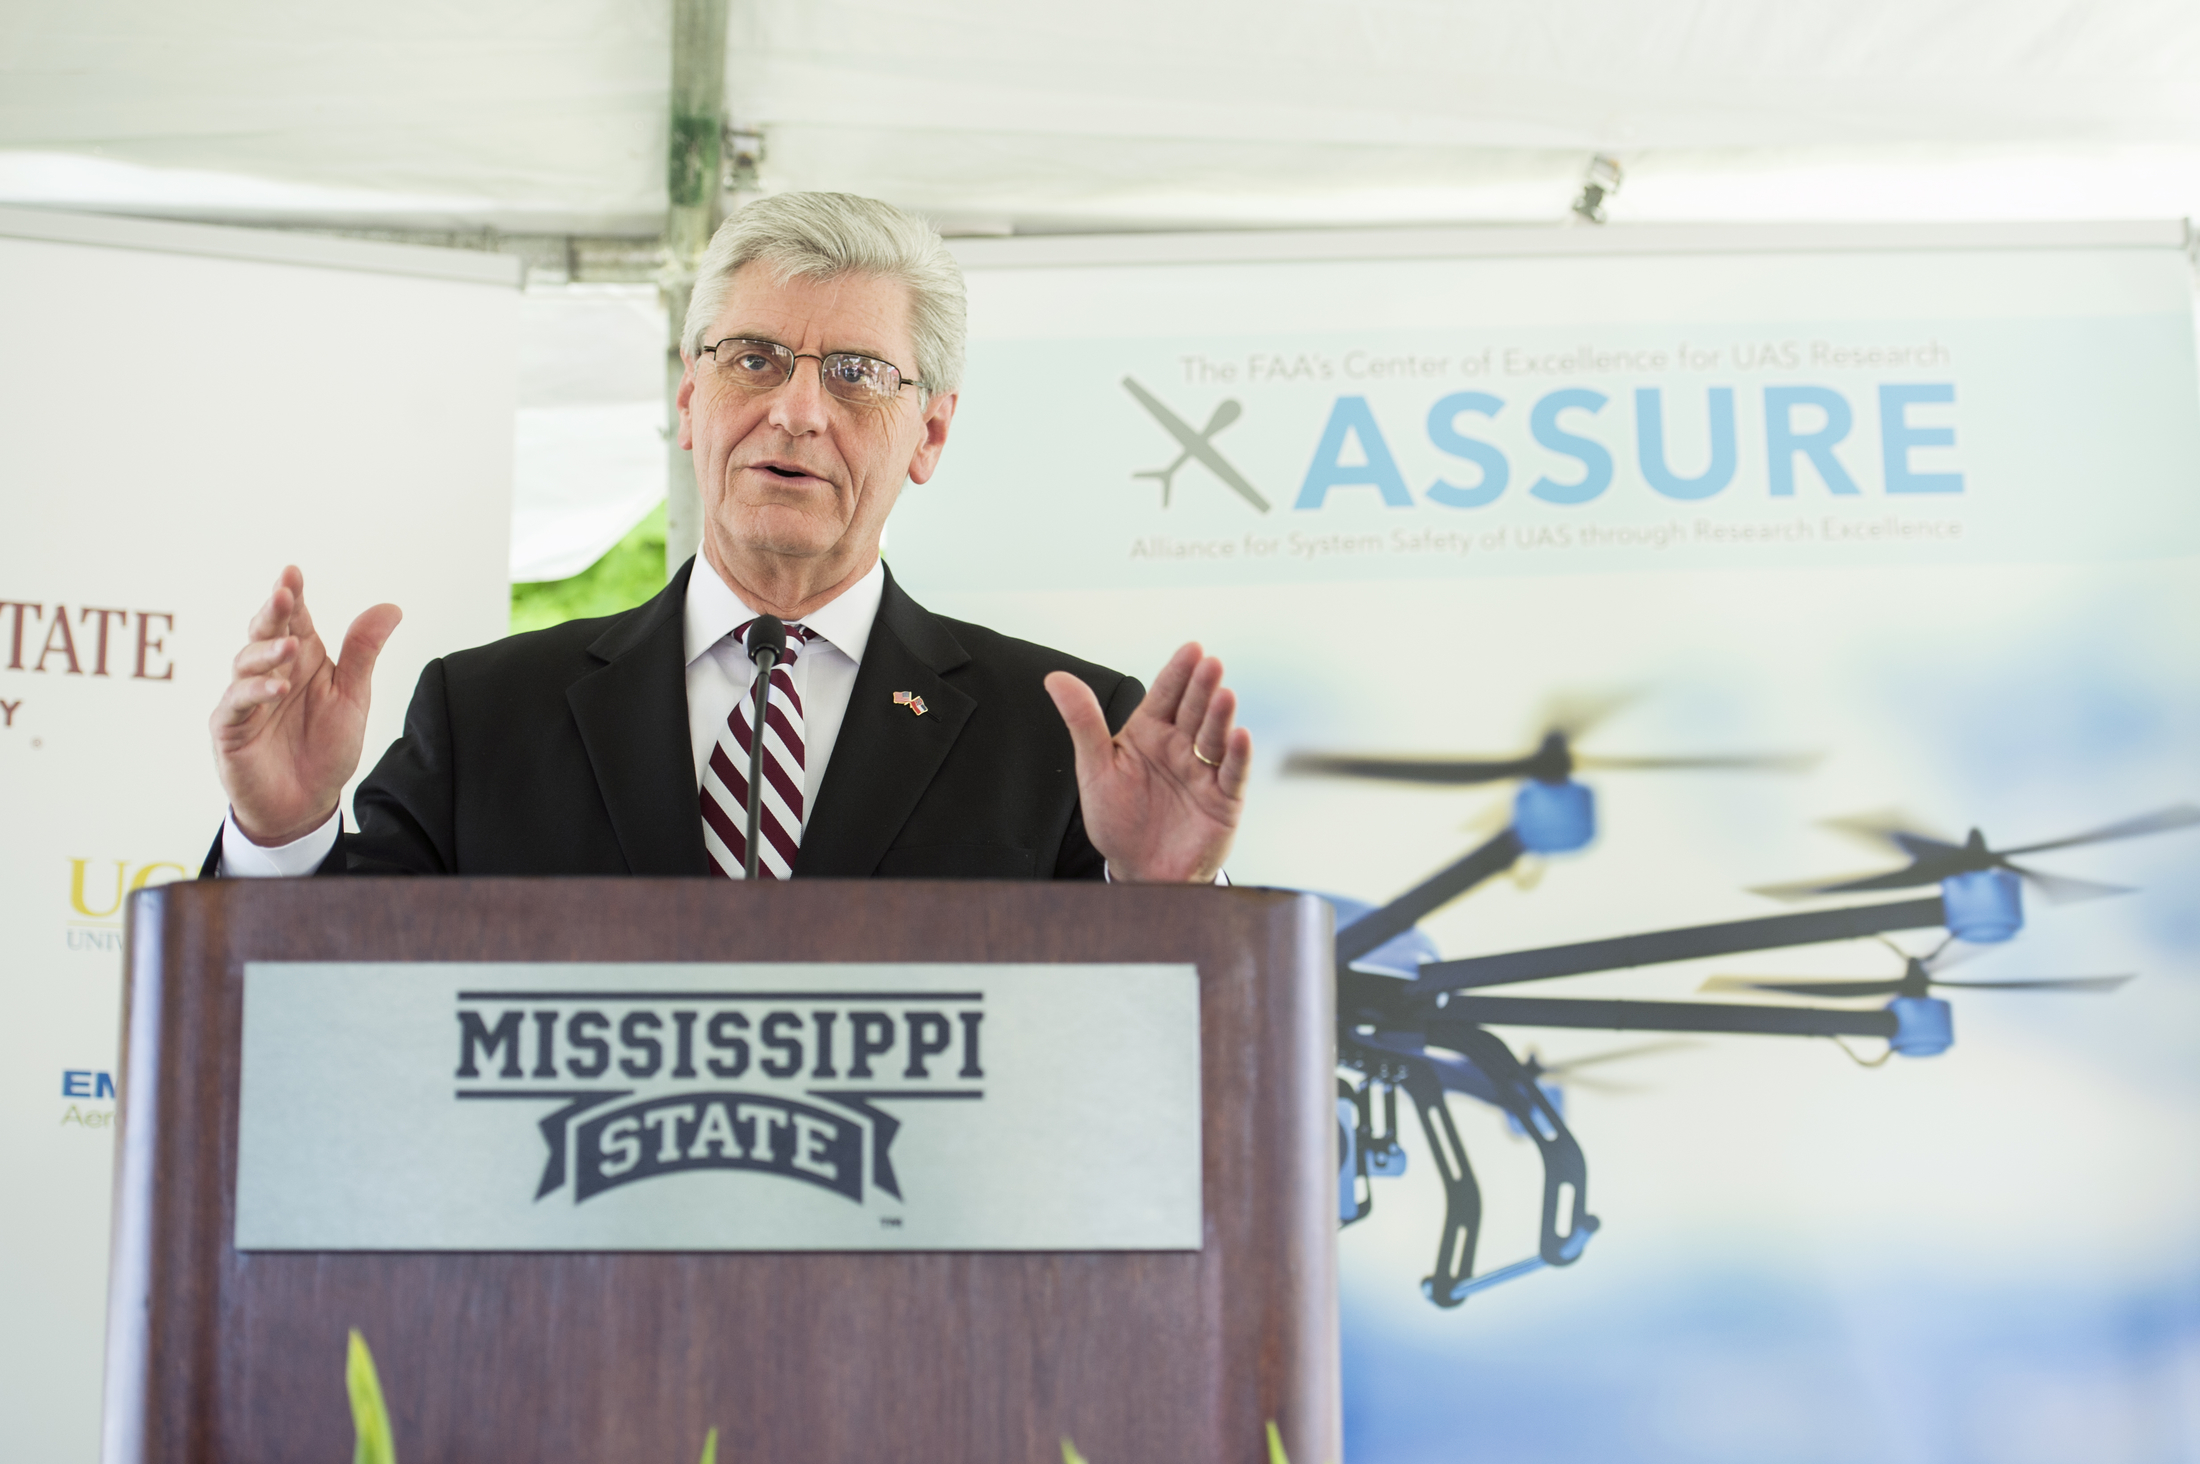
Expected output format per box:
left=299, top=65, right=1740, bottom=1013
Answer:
left=735, top=619, right=810, bottom=662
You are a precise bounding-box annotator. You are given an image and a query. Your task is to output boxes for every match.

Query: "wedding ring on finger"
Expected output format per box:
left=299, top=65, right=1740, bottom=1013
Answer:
left=1192, top=744, right=1221, bottom=768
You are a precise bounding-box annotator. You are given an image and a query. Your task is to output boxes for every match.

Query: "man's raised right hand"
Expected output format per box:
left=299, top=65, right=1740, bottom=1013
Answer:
left=211, top=566, right=402, bottom=846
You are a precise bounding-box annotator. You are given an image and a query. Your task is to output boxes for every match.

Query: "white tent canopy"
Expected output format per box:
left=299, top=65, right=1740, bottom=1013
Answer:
left=9, top=0, right=2200, bottom=231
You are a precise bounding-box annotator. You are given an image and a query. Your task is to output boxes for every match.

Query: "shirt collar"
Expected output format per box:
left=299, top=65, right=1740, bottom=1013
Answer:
left=683, top=554, right=886, bottom=667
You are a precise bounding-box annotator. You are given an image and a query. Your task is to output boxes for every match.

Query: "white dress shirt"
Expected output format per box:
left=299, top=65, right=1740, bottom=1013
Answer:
left=681, top=553, right=881, bottom=811
left=221, top=557, right=886, bottom=877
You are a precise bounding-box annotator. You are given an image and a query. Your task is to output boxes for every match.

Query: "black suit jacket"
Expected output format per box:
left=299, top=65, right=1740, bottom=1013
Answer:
left=212, top=561, right=1140, bottom=879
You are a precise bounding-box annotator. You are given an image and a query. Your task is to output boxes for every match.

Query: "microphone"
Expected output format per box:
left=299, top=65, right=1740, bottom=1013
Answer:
left=741, top=616, right=787, bottom=879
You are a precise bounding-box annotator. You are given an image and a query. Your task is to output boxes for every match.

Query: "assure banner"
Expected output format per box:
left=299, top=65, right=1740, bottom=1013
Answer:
left=912, top=225, right=2197, bottom=590
left=897, top=221, right=2200, bottom=1464
left=0, top=209, right=517, bottom=1461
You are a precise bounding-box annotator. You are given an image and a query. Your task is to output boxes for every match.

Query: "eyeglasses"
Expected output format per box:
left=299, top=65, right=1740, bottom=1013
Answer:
left=698, top=337, right=927, bottom=404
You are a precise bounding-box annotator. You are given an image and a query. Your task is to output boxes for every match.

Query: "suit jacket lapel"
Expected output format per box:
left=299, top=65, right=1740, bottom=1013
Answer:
left=795, top=565, right=974, bottom=876
left=566, top=562, right=710, bottom=875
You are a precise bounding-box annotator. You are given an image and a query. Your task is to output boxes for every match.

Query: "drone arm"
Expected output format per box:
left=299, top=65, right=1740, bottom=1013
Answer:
left=1433, top=994, right=1900, bottom=1039
left=1408, top=895, right=1948, bottom=994
left=1338, top=828, right=1526, bottom=966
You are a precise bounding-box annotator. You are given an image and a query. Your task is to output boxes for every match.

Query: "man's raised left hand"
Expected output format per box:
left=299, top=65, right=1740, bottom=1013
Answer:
left=1044, top=643, right=1251, bottom=883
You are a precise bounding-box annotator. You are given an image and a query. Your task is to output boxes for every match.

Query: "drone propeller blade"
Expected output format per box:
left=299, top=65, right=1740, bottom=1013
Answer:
left=1457, top=796, right=1515, bottom=837
left=1535, top=689, right=1636, bottom=744
left=1749, top=874, right=1872, bottom=902
left=1392, top=1044, right=1500, bottom=1100
left=2005, top=864, right=2134, bottom=905
left=1811, top=863, right=1972, bottom=894
left=1917, top=937, right=1982, bottom=972
left=1561, top=1075, right=1654, bottom=1095
left=1283, top=751, right=1534, bottom=785
left=1751, top=863, right=1955, bottom=900
left=1930, top=975, right=2135, bottom=993
left=1820, top=811, right=1964, bottom=859
left=1699, top=974, right=1907, bottom=998
left=1999, top=804, right=2200, bottom=857
left=1575, top=752, right=1820, bottom=773
left=1702, top=971, right=2133, bottom=997
left=1534, top=1039, right=1700, bottom=1076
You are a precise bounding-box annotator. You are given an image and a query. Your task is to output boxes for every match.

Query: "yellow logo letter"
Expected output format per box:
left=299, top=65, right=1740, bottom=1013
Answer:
left=68, top=859, right=127, bottom=919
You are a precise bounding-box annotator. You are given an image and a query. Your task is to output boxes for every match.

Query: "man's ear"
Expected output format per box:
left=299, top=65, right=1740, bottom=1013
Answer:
left=906, top=391, right=959, bottom=485
left=675, top=356, right=698, bottom=451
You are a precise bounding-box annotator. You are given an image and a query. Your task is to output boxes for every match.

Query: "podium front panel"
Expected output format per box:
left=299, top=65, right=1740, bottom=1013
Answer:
left=106, top=880, right=1336, bottom=1464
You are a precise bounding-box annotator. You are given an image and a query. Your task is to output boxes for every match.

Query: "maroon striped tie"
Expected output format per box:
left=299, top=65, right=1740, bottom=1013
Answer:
left=700, top=621, right=810, bottom=879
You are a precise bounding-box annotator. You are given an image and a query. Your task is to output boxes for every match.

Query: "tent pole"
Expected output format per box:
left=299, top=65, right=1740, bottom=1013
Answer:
left=663, top=0, right=729, bottom=578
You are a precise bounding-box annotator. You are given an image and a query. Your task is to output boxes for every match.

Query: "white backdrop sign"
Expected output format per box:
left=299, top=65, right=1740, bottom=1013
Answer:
left=0, top=208, right=517, bottom=1462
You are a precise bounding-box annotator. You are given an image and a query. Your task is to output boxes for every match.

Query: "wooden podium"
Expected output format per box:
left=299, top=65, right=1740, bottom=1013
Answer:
left=105, top=880, right=1338, bottom=1464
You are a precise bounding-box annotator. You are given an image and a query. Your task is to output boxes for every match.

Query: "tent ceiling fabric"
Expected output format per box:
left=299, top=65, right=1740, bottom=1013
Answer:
left=0, top=0, right=667, bottom=231
left=5, top=0, right=2200, bottom=232
left=749, top=131, right=2200, bottom=230
left=732, top=0, right=2200, bottom=152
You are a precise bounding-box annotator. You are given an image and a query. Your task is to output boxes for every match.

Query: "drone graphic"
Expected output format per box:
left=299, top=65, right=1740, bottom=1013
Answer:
left=1748, top=807, right=2200, bottom=939
left=1287, top=699, right=1813, bottom=968
left=1121, top=377, right=1271, bottom=512
left=1293, top=706, right=2200, bottom=1309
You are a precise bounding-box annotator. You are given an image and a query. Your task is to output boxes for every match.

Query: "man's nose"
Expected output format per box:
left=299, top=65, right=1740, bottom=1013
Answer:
left=765, top=361, right=832, bottom=435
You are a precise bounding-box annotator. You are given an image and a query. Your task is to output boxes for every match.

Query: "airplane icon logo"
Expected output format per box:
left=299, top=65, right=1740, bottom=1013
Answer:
left=1122, top=377, right=1272, bottom=513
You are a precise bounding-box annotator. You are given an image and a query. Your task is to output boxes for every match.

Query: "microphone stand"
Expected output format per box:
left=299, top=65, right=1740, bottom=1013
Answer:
left=742, top=616, right=786, bottom=879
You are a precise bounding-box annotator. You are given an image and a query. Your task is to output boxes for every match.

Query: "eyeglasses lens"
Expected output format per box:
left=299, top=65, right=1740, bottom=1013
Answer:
left=719, top=342, right=792, bottom=389
left=822, top=354, right=900, bottom=401
left=709, top=340, right=901, bottom=402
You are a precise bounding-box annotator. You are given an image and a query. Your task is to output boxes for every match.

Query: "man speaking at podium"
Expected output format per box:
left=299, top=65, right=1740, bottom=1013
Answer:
left=206, top=193, right=1250, bottom=884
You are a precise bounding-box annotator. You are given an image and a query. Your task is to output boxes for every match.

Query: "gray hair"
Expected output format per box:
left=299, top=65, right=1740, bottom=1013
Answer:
left=682, top=192, right=967, bottom=397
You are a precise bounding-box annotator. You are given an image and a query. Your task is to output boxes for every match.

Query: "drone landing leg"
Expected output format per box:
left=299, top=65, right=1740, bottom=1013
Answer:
left=1435, top=1021, right=1600, bottom=1266
left=1400, top=1058, right=1483, bottom=1308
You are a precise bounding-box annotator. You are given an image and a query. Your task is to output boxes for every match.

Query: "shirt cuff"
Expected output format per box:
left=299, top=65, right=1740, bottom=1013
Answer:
left=220, top=807, right=342, bottom=877
left=1104, top=864, right=1230, bottom=886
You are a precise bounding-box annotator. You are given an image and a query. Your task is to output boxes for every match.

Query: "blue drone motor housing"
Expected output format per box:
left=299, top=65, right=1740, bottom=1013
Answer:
left=1940, top=866, right=2024, bottom=943
left=1336, top=1097, right=1361, bottom=1222
left=1514, top=779, right=1596, bottom=855
left=1887, top=995, right=1954, bottom=1057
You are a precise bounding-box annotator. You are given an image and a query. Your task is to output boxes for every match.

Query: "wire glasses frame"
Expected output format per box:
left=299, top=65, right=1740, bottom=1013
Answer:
left=698, top=337, right=928, bottom=404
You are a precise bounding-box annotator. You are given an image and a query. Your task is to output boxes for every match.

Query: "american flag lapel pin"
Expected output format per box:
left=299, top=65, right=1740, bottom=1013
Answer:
left=892, top=690, right=914, bottom=705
